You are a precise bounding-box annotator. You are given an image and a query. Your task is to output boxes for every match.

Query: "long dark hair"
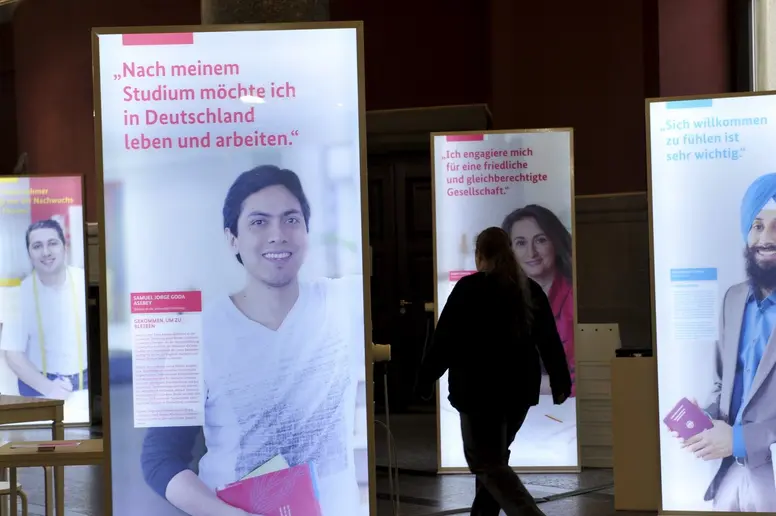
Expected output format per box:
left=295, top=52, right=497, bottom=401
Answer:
left=475, top=227, right=533, bottom=328
left=501, top=204, right=572, bottom=281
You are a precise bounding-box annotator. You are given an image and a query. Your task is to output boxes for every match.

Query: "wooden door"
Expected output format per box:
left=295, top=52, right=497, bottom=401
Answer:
left=368, top=151, right=435, bottom=412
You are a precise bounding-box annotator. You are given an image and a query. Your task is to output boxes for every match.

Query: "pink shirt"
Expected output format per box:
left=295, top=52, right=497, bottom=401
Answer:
left=547, top=274, right=575, bottom=397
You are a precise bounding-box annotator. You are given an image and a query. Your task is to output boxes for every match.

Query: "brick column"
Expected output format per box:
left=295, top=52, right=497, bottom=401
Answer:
left=201, top=0, right=329, bottom=24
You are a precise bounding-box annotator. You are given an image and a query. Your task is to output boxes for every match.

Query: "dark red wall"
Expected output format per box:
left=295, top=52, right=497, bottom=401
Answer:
left=658, top=0, right=731, bottom=97
left=490, top=0, right=659, bottom=195
left=490, top=0, right=731, bottom=194
left=4, top=0, right=736, bottom=214
left=11, top=0, right=201, bottom=219
left=330, top=0, right=489, bottom=111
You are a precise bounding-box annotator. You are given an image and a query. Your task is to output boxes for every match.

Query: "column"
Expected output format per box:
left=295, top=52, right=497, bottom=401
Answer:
left=754, top=0, right=776, bottom=90
left=201, top=0, right=329, bottom=24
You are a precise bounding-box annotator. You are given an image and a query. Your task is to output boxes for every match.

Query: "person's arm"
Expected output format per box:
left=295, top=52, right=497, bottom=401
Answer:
left=0, top=300, right=65, bottom=397
left=531, top=284, right=571, bottom=398
left=4, top=350, right=69, bottom=398
left=558, top=292, right=575, bottom=389
left=676, top=289, right=728, bottom=450
left=702, top=287, right=729, bottom=421
left=141, top=426, right=199, bottom=498
left=419, top=281, right=469, bottom=386
left=335, top=275, right=367, bottom=371
left=166, top=470, right=250, bottom=516
left=713, top=288, right=740, bottom=458
left=732, top=422, right=746, bottom=460
left=737, top=415, right=776, bottom=468
left=142, top=426, right=248, bottom=515
left=540, top=285, right=575, bottom=396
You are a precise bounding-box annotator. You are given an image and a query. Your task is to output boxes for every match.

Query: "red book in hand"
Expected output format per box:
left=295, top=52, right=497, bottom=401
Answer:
left=216, top=462, right=322, bottom=516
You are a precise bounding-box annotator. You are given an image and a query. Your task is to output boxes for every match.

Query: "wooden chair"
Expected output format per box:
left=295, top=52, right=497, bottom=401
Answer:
left=0, top=480, right=28, bottom=516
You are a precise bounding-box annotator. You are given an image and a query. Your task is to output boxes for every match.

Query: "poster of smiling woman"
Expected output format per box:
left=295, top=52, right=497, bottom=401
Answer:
left=0, top=175, right=90, bottom=425
left=430, top=129, right=578, bottom=471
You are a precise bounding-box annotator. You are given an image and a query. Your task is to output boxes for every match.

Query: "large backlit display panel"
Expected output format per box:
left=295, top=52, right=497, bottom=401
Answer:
left=649, top=92, right=776, bottom=513
left=0, top=175, right=91, bottom=425
left=431, top=129, right=578, bottom=472
left=93, top=24, right=373, bottom=516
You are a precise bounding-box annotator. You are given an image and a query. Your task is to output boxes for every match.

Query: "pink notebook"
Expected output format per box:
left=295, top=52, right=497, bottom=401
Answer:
left=663, top=397, right=713, bottom=439
left=216, top=462, right=321, bottom=516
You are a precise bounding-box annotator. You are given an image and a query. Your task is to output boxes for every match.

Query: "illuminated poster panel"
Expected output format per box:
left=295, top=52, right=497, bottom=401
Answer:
left=0, top=175, right=90, bottom=425
left=431, top=129, right=578, bottom=471
left=93, top=24, right=372, bottom=516
left=648, top=92, right=776, bottom=513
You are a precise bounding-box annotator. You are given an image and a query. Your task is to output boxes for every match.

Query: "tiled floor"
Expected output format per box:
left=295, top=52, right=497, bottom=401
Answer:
left=0, top=413, right=652, bottom=516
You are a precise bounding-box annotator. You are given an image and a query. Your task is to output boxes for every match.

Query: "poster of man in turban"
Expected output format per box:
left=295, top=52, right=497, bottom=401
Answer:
left=671, top=173, right=776, bottom=512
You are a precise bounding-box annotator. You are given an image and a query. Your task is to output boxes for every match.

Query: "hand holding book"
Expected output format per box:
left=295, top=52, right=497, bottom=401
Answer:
left=664, top=397, right=713, bottom=441
left=216, top=456, right=322, bottom=516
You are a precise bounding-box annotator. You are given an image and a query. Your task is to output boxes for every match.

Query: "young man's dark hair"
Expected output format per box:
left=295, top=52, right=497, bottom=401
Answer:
left=222, top=165, right=312, bottom=265
left=25, top=219, right=66, bottom=249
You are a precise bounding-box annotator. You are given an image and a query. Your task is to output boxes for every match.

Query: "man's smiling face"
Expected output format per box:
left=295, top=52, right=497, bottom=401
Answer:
left=228, top=184, right=308, bottom=288
left=748, top=208, right=776, bottom=265
left=27, top=227, right=66, bottom=276
left=745, top=202, right=776, bottom=293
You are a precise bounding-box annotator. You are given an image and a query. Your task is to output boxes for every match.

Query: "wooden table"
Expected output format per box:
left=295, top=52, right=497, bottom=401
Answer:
left=0, top=396, right=64, bottom=516
left=0, top=440, right=102, bottom=516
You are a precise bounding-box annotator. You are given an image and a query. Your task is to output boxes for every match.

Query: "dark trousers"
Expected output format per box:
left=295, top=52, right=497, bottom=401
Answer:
left=460, top=406, right=545, bottom=516
left=18, top=369, right=89, bottom=397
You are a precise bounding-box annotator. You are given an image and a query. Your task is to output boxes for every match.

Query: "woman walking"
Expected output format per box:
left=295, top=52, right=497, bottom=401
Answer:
left=421, top=227, right=572, bottom=516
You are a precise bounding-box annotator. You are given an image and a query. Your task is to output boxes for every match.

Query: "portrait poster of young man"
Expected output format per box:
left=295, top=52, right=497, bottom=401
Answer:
left=0, top=176, right=90, bottom=424
left=95, top=27, right=369, bottom=516
left=140, top=166, right=367, bottom=516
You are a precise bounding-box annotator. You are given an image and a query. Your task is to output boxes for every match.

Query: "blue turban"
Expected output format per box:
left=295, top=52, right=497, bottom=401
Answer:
left=741, top=173, right=776, bottom=242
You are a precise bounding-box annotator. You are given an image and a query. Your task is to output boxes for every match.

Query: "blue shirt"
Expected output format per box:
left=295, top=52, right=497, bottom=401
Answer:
left=730, top=289, right=776, bottom=459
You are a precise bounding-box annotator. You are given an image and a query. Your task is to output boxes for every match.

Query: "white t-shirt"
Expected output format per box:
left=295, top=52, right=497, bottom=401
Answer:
left=198, top=276, right=366, bottom=516
left=0, top=266, right=89, bottom=376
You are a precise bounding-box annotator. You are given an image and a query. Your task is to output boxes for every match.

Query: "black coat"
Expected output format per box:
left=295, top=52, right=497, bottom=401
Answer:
left=420, top=272, right=572, bottom=415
